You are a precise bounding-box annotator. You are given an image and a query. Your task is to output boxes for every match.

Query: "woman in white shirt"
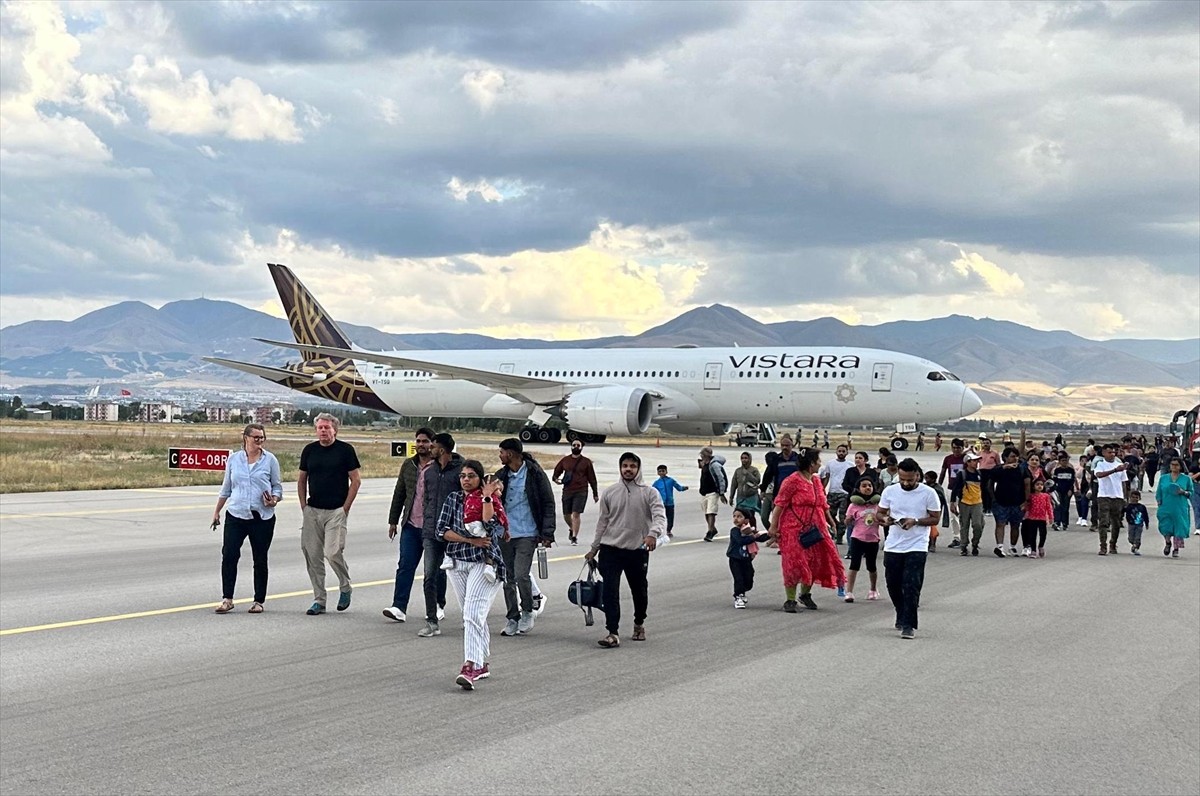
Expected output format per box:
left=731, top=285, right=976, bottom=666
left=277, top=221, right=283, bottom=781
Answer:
left=212, top=424, right=283, bottom=614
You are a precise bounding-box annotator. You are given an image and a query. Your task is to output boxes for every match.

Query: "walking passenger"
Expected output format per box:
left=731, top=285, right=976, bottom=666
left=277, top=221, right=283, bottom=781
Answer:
left=652, top=464, right=688, bottom=537
left=1124, top=490, right=1149, bottom=555
left=819, top=444, right=853, bottom=544
left=212, top=423, right=282, bottom=614
left=553, top=439, right=599, bottom=545
left=417, top=432, right=463, bottom=637
left=950, top=452, right=985, bottom=556
left=727, top=508, right=763, bottom=609
left=437, top=461, right=507, bottom=690
left=990, top=448, right=1029, bottom=558
left=586, top=452, right=668, bottom=648
left=878, top=458, right=942, bottom=639
left=843, top=476, right=881, bottom=602
left=1020, top=478, right=1053, bottom=558
left=1093, top=444, right=1129, bottom=556
left=1155, top=458, right=1193, bottom=558
left=729, top=451, right=762, bottom=528
left=384, top=427, right=439, bottom=623
left=699, top=446, right=729, bottom=542
left=298, top=413, right=361, bottom=615
left=768, top=447, right=846, bottom=612
left=1050, top=453, right=1076, bottom=531
left=494, top=438, right=556, bottom=636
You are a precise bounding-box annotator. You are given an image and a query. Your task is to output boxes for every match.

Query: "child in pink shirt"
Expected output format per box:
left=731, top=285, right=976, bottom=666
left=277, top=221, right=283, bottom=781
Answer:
left=1020, top=478, right=1054, bottom=558
left=842, top=476, right=882, bottom=602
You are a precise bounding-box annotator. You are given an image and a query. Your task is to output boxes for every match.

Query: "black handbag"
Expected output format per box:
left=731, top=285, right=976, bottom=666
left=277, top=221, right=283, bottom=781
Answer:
left=567, top=560, right=605, bottom=626
left=790, top=505, right=824, bottom=548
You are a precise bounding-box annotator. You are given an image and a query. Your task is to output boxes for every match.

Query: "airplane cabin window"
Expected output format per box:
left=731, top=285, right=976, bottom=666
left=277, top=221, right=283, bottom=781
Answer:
left=927, top=371, right=946, bottom=381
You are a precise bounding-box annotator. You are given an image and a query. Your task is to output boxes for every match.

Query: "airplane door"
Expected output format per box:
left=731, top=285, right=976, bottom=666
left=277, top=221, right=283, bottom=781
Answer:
left=872, top=363, right=894, bottom=392
left=704, top=362, right=722, bottom=390
left=499, top=363, right=515, bottom=374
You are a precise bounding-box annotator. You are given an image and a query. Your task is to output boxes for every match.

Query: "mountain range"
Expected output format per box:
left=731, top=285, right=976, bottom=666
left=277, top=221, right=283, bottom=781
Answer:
left=1, top=299, right=1197, bottom=393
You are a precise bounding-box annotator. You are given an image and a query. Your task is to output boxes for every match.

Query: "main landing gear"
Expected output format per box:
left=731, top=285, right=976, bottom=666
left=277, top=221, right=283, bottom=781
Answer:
left=517, top=426, right=607, bottom=445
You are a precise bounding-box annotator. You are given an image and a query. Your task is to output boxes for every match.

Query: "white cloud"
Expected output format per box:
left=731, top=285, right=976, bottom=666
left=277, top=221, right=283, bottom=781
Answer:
left=124, top=55, right=301, bottom=142
left=196, top=144, right=218, bottom=159
left=460, top=68, right=505, bottom=112
left=446, top=176, right=503, bottom=202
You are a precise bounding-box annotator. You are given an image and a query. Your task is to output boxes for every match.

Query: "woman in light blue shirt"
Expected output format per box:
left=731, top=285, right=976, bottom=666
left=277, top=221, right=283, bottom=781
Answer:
left=212, top=424, right=283, bottom=613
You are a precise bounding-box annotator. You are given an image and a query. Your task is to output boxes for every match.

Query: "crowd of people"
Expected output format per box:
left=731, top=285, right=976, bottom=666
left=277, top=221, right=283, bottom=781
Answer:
left=210, top=419, right=1199, bottom=691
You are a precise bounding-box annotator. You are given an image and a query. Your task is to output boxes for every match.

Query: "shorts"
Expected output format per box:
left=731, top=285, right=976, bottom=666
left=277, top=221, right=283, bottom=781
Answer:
left=562, top=490, right=588, bottom=515
left=992, top=503, right=1024, bottom=525
left=701, top=492, right=720, bottom=515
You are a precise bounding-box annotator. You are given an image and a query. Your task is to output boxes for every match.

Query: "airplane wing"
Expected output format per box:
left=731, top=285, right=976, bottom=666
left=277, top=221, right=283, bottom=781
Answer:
left=252, top=339, right=565, bottom=396
left=202, top=356, right=319, bottom=384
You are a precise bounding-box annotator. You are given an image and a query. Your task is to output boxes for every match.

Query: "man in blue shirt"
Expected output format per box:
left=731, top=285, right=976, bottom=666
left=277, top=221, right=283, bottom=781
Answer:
left=494, top=438, right=556, bottom=636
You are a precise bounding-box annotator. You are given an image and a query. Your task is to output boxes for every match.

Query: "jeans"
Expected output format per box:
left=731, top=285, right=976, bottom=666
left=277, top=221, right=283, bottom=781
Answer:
left=1075, top=493, right=1090, bottom=520
left=221, top=511, right=275, bottom=603
left=501, top=536, right=537, bottom=620
left=665, top=504, right=676, bottom=533
left=422, top=536, right=449, bottom=621
left=883, top=551, right=926, bottom=631
left=598, top=545, right=649, bottom=635
left=1053, top=492, right=1072, bottom=526
left=390, top=523, right=424, bottom=613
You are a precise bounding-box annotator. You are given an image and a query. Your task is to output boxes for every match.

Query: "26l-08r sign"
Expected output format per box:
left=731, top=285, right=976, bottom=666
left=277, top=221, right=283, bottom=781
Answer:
left=168, top=448, right=229, bottom=471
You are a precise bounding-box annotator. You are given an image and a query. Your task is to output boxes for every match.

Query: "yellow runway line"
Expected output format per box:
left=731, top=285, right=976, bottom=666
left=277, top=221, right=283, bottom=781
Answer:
left=0, top=541, right=703, bottom=636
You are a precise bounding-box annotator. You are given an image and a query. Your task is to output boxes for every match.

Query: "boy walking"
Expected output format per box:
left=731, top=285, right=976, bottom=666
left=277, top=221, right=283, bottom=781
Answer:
left=652, top=465, right=688, bottom=538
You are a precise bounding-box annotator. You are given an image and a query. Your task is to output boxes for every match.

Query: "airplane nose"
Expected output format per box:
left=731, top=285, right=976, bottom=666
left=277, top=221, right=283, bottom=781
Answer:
left=961, top=386, right=983, bottom=417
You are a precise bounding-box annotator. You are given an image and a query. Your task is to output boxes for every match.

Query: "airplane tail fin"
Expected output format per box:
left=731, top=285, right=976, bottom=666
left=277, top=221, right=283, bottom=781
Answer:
left=268, top=262, right=354, bottom=359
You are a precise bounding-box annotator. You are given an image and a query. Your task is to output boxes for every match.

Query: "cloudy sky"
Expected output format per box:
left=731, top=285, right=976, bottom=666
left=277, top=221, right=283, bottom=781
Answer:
left=1, top=0, right=1197, bottom=342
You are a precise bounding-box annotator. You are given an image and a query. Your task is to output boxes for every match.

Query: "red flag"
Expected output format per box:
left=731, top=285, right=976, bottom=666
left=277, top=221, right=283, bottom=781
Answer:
left=120, top=389, right=132, bottom=396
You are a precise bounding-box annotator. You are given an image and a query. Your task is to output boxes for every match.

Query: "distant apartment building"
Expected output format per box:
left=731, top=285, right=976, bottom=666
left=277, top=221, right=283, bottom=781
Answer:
left=205, top=405, right=231, bottom=423
left=85, top=402, right=120, bottom=422
left=138, top=402, right=180, bottom=423
left=253, top=404, right=294, bottom=425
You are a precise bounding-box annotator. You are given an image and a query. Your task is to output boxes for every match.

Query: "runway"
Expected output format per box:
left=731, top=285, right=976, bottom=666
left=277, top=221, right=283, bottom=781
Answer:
left=1, top=445, right=1197, bottom=795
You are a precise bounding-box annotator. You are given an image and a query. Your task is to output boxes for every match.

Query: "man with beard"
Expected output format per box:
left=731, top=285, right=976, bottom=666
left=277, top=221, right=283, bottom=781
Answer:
left=877, top=458, right=942, bottom=639
left=819, top=444, right=854, bottom=543
left=384, top=427, right=444, bottom=623
left=553, top=439, right=599, bottom=545
left=494, top=437, right=556, bottom=636
left=585, top=452, right=667, bottom=648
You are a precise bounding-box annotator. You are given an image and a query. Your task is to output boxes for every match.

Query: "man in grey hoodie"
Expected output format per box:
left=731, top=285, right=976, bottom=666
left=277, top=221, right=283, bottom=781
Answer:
left=699, top=446, right=729, bottom=542
left=585, top=452, right=667, bottom=648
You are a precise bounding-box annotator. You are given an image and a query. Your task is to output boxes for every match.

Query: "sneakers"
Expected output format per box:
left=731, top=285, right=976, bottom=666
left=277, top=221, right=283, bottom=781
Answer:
left=867, top=590, right=879, bottom=601
left=533, top=594, right=546, bottom=615
left=900, top=627, right=915, bottom=640
left=1108, top=543, right=1117, bottom=554
left=993, top=545, right=1006, bottom=558
left=798, top=593, right=818, bottom=610
left=501, top=619, right=520, bottom=636
left=1077, top=518, right=1088, bottom=526
left=703, top=530, right=717, bottom=542
left=306, top=602, right=325, bottom=615
left=437, top=604, right=446, bottom=622
left=837, top=585, right=846, bottom=599
left=1098, top=547, right=1107, bottom=556
left=734, top=594, right=747, bottom=609
left=948, top=538, right=961, bottom=548
left=417, top=621, right=440, bottom=637
left=476, top=663, right=490, bottom=679
left=843, top=592, right=855, bottom=603
left=382, top=607, right=406, bottom=622
left=960, top=547, right=969, bottom=557
left=483, top=565, right=498, bottom=584
left=971, top=545, right=979, bottom=556
left=1171, top=549, right=1180, bottom=559
left=1038, top=548, right=1045, bottom=558
left=1132, top=547, right=1141, bottom=556
left=1009, top=546, right=1019, bottom=557
left=336, top=591, right=351, bottom=611
left=569, top=535, right=577, bottom=546
left=517, top=611, right=535, bottom=634
left=1164, top=542, right=1172, bottom=556
left=456, top=664, right=481, bottom=690
left=1021, top=547, right=1032, bottom=558
left=783, top=600, right=799, bottom=613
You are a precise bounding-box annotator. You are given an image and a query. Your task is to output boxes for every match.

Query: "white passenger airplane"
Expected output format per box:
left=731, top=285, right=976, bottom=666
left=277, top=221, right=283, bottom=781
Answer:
left=205, top=264, right=983, bottom=444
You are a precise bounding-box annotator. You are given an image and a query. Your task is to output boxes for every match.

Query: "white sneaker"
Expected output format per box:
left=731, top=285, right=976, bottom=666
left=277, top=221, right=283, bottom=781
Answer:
left=517, top=611, right=535, bottom=633
left=382, top=607, right=406, bottom=622
left=1022, top=547, right=1032, bottom=558
left=1009, top=546, right=1020, bottom=557
left=1077, top=518, right=1088, bottom=526
left=734, top=595, right=747, bottom=609
left=436, top=605, right=446, bottom=622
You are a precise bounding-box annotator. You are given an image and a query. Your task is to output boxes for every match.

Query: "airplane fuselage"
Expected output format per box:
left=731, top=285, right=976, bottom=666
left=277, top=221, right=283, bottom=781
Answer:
left=355, top=346, right=979, bottom=426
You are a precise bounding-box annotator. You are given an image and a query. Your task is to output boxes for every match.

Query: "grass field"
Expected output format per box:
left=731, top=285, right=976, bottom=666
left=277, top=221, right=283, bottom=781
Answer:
left=0, top=420, right=1123, bottom=494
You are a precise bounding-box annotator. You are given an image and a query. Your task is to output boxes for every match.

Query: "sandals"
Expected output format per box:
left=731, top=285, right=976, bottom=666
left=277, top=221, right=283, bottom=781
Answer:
left=248, top=602, right=264, bottom=613
left=631, top=625, right=646, bottom=641
left=597, top=634, right=620, bottom=648
left=214, top=599, right=234, bottom=614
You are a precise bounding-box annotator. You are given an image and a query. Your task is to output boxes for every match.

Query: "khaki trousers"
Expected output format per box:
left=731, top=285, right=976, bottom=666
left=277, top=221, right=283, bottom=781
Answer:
left=301, top=506, right=351, bottom=605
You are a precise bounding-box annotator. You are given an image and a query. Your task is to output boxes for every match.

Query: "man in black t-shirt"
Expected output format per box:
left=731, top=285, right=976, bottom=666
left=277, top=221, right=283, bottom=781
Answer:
left=298, top=413, right=362, bottom=615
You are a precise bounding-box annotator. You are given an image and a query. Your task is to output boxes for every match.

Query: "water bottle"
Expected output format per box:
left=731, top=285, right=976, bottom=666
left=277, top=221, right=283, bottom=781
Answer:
left=536, top=546, right=549, bottom=579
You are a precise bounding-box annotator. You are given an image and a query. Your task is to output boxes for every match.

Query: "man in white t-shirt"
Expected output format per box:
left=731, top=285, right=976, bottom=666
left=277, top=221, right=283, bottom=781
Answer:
left=1092, top=443, right=1130, bottom=556
left=878, top=458, right=943, bottom=640
left=819, top=444, right=854, bottom=544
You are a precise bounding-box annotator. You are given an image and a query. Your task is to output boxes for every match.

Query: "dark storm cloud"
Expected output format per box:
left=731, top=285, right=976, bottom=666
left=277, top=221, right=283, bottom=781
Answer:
left=167, top=0, right=744, bottom=71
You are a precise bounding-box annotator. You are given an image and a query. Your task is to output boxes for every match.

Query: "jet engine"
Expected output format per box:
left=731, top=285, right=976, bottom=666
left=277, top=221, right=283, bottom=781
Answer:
left=561, top=386, right=653, bottom=436
left=657, top=422, right=733, bottom=437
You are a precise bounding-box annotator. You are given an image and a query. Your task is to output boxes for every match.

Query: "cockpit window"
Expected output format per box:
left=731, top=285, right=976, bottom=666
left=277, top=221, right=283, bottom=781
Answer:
left=942, top=372, right=960, bottom=381
left=926, top=371, right=946, bottom=381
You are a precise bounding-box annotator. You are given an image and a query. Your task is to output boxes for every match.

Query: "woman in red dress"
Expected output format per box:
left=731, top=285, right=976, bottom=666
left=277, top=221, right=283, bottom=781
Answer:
left=769, top=447, right=846, bottom=611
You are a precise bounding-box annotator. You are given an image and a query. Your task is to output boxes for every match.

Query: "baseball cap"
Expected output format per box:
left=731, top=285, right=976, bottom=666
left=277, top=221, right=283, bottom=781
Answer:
left=964, top=452, right=982, bottom=461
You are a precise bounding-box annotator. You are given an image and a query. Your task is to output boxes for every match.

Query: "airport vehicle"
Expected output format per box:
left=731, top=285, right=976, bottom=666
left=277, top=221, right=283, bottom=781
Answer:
left=1169, top=404, right=1200, bottom=467
left=205, top=264, right=984, bottom=443
left=728, top=423, right=778, bottom=447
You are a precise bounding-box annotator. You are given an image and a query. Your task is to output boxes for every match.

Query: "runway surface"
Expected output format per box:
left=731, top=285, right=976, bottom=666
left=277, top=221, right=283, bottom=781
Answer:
left=1, top=445, right=1197, bottom=795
